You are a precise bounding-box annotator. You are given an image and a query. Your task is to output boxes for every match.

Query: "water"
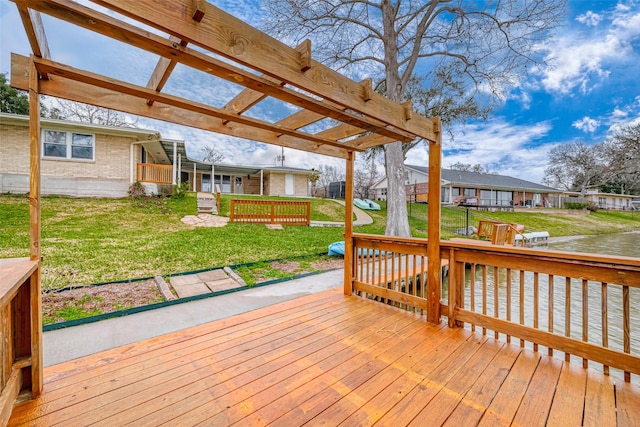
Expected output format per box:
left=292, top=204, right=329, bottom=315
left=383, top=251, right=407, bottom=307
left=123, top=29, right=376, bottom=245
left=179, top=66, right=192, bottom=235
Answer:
left=548, top=231, right=640, bottom=258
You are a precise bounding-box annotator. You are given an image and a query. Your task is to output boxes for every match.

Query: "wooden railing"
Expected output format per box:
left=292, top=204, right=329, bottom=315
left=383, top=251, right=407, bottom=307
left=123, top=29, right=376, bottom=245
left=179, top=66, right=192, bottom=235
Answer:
left=349, top=234, right=640, bottom=383
left=0, top=258, right=41, bottom=425
left=351, top=234, right=443, bottom=313
left=136, top=163, right=173, bottom=184
left=230, top=199, right=310, bottom=225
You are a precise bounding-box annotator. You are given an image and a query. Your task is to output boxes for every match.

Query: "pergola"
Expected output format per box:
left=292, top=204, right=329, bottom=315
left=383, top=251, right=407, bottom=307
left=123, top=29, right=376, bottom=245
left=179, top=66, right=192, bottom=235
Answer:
left=6, top=0, right=442, bottom=405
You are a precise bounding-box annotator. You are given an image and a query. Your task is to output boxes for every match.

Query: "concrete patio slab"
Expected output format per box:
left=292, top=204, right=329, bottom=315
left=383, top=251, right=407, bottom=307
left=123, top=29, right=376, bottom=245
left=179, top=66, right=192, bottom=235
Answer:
left=205, top=279, right=239, bottom=292
left=172, top=281, right=211, bottom=298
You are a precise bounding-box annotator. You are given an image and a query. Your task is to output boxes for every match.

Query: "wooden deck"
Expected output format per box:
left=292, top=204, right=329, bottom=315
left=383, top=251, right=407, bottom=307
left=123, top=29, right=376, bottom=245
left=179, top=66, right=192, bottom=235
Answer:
left=9, top=288, right=640, bottom=426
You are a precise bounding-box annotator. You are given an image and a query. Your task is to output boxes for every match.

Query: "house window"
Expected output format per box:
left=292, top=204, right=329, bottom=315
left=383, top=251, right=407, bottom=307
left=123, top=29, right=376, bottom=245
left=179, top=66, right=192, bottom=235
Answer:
left=463, top=188, right=475, bottom=196
left=452, top=187, right=460, bottom=197
left=43, top=130, right=95, bottom=160
left=598, top=197, right=606, bottom=208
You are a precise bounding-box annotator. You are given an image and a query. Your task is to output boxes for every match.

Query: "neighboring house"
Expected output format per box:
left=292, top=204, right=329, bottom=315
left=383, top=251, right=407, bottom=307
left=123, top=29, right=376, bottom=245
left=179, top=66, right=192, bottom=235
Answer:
left=372, top=164, right=562, bottom=209
left=1, top=113, right=314, bottom=197
left=583, top=189, right=636, bottom=210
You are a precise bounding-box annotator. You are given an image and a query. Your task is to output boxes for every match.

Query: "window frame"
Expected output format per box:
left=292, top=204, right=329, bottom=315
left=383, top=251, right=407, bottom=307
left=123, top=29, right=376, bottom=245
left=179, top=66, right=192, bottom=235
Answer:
left=42, top=129, right=95, bottom=161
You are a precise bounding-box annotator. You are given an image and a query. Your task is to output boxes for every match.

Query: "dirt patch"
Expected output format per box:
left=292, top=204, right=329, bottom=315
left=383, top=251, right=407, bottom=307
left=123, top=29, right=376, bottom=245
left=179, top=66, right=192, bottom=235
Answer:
left=43, top=279, right=163, bottom=325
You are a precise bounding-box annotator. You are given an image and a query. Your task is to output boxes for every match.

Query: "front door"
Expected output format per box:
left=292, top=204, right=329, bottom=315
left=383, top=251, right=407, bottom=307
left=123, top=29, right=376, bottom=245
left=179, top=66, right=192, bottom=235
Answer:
left=285, top=174, right=294, bottom=195
left=201, top=174, right=211, bottom=192
left=234, top=176, right=243, bottom=194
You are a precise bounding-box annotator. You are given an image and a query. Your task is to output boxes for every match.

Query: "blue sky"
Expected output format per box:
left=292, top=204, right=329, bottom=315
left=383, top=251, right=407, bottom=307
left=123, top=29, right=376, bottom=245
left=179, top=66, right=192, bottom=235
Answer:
left=1, top=0, right=640, bottom=185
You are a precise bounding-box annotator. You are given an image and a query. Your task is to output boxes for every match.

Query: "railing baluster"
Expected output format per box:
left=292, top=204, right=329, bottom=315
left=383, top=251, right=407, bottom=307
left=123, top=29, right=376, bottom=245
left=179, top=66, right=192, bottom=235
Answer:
left=601, top=282, right=609, bottom=376
left=494, top=266, right=499, bottom=339
left=470, top=264, right=476, bottom=333
left=582, top=279, right=589, bottom=369
left=520, top=270, right=525, bottom=348
left=534, top=272, right=539, bottom=352
left=549, top=274, right=554, bottom=356
left=506, top=268, right=511, bottom=344
left=565, top=276, right=571, bottom=362
left=623, top=285, right=630, bottom=382
left=482, top=265, right=487, bottom=336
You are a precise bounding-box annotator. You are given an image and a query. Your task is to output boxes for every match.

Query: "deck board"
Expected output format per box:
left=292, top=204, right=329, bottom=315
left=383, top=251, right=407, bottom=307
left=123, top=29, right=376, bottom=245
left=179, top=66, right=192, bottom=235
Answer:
left=9, top=287, right=640, bottom=426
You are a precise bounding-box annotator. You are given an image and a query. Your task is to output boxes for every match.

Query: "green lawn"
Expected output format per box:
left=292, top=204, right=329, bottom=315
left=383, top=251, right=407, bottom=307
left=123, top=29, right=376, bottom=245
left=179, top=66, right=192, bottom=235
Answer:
left=0, top=193, right=382, bottom=290
left=2, top=193, right=638, bottom=290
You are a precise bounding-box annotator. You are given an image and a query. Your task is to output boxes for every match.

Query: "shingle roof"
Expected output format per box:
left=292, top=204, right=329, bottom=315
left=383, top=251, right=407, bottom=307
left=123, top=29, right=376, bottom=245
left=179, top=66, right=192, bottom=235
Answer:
left=406, top=164, right=562, bottom=193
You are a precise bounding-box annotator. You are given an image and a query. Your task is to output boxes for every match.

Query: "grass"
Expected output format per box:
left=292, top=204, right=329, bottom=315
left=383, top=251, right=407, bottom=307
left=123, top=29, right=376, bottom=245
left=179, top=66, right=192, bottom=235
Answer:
left=2, top=193, right=639, bottom=291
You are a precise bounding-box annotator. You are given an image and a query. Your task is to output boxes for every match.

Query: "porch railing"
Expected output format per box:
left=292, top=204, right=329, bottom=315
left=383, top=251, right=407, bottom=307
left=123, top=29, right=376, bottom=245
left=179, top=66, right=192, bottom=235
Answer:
left=0, top=258, right=41, bottom=425
left=230, top=199, right=311, bottom=225
left=350, top=233, right=640, bottom=383
left=136, top=163, right=173, bottom=184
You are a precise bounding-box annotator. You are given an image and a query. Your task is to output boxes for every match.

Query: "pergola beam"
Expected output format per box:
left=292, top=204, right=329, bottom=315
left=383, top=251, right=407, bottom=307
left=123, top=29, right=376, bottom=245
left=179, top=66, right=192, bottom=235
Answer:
left=30, top=56, right=356, bottom=151
left=11, top=54, right=351, bottom=159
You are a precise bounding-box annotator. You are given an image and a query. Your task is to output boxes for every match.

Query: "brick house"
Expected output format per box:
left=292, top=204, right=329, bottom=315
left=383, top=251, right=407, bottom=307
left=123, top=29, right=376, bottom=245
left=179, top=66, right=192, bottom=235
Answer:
left=1, top=113, right=314, bottom=197
left=372, top=164, right=562, bottom=209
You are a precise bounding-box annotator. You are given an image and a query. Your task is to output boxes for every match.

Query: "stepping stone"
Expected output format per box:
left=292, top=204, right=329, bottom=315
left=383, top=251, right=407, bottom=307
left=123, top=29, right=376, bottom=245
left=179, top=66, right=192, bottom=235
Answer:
left=266, top=224, right=284, bottom=229
left=205, top=279, right=239, bottom=292
left=170, top=274, right=203, bottom=286
left=171, top=281, right=211, bottom=298
left=196, top=269, right=228, bottom=282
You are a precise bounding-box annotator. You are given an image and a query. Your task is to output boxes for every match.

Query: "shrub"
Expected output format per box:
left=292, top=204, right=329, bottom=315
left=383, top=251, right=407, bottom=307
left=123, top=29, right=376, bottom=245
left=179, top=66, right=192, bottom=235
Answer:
left=586, top=201, right=600, bottom=212
left=128, top=181, right=146, bottom=198
left=564, top=201, right=588, bottom=210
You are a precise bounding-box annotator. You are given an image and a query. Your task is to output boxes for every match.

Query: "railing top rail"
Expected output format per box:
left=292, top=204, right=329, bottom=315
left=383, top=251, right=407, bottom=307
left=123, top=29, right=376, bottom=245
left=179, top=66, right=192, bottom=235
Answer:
left=440, top=238, right=640, bottom=268
left=0, top=257, right=39, bottom=309
left=136, top=162, right=172, bottom=169
left=352, top=232, right=428, bottom=246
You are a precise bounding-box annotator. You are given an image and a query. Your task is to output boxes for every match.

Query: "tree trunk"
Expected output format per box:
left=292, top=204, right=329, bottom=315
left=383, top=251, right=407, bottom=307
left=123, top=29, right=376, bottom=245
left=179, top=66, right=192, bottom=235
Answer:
left=384, top=141, right=411, bottom=237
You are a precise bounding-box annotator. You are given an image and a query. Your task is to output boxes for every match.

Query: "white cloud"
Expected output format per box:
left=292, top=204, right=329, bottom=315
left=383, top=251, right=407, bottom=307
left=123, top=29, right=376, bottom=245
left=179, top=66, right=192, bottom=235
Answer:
left=576, top=11, right=602, bottom=27
left=572, top=116, right=600, bottom=133
left=405, top=119, right=555, bottom=184
left=539, top=4, right=640, bottom=95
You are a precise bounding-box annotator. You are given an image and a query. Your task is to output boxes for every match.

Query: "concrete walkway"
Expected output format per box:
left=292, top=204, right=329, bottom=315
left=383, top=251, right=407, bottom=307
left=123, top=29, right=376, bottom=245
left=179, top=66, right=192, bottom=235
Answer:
left=43, top=268, right=345, bottom=366
left=310, top=199, right=373, bottom=227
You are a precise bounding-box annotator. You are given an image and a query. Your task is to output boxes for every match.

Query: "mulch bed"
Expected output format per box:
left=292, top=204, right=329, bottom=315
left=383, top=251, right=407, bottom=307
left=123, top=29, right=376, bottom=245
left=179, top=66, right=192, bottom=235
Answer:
left=42, top=258, right=345, bottom=325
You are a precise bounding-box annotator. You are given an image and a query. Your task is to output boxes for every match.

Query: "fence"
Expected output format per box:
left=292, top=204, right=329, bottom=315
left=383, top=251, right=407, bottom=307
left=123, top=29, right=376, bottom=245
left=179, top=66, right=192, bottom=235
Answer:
left=230, top=199, right=311, bottom=225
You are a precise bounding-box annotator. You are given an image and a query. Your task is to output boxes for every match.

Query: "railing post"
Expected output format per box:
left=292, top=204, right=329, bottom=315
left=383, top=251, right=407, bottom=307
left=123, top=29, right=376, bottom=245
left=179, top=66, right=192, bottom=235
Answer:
left=344, top=151, right=354, bottom=296
left=28, top=56, right=43, bottom=397
left=426, top=118, right=442, bottom=323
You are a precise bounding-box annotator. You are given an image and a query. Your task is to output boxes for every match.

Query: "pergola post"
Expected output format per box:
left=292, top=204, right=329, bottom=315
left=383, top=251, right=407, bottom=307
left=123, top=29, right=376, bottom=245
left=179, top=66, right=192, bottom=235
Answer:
left=343, top=151, right=354, bottom=296
left=172, top=141, right=177, bottom=185
left=427, top=117, right=442, bottom=324
left=28, top=56, right=43, bottom=396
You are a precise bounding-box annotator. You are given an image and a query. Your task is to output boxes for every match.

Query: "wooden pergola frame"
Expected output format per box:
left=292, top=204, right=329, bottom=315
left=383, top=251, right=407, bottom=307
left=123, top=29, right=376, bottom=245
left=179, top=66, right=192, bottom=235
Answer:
left=8, top=0, right=442, bottom=400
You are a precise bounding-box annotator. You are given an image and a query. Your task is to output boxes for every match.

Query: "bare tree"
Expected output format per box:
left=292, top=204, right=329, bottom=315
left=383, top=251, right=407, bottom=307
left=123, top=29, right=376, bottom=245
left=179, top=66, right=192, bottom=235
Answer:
left=601, top=124, right=640, bottom=194
left=53, top=99, right=137, bottom=127
left=448, top=162, right=490, bottom=173
left=544, top=141, right=605, bottom=193
left=201, top=144, right=225, bottom=164
left=317, top=164, right=346, bottom=196
left=264, top=0, right=565, bottom=236
left=354, top=154, right=382, bottom=199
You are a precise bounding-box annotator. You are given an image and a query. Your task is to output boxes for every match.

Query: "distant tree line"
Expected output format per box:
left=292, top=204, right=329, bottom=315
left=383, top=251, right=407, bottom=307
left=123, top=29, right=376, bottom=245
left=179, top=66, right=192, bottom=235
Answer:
left=544, top=125, right=640, bottom=195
